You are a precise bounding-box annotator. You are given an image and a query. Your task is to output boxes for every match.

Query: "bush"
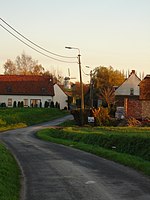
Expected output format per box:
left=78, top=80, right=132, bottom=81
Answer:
left=92, top=106, right=110, bottom=126
left=50, top=101, right=54, bottom=108
left=13, top=101, right=17, bottom=108
left=71, top=109, right=91, bottom=125
left=44, top=101, right=49, bottom=108
left=0, top=103, right=6, bottom=107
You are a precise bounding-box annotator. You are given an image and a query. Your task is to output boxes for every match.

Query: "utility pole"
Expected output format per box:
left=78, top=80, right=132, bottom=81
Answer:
left=65, top=46, right=84, bottom=125
left=89, top=70, right=93, bottom=108
left=78, top=53, right=84, bottom=110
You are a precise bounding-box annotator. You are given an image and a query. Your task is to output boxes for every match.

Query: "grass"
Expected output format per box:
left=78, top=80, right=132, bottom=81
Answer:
left=0, top=143, right=20, bottom=200
left=0, top=107, right=68, bottom=131
left=36, top=126, right=150, bottom=177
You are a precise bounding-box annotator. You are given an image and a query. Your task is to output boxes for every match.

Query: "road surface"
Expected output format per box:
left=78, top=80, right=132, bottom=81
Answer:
left=0, top=115, right=150, bottom=200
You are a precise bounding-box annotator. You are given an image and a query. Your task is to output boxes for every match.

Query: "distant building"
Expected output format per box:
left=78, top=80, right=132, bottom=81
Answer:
left=114, top=70, right=141, bottom=119
left=125, top=74, right=150, bottom=119
left=53, top=84, right=68, bottom=109
left=0, top=75, right=54, bottom=107
left=115, top=70, right=141, bottom=107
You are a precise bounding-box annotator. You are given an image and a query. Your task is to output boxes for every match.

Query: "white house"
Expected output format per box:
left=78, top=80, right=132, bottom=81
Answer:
left=0, top=75, right=54, bottom=107
left=115, top=70, right=141, bottom=118
left=53, top=84, right=68, bottom=109
left=115, top=70, right=141, bottom=97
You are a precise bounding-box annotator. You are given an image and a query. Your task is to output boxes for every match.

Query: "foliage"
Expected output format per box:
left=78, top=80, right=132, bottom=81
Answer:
left=93, top=66, right=125, bottom=89
left=0, top=143, right=20, bottom=200
left=92, top=107, right=110, bottom=126
left=71, top=109, right=92, bottom=125
left=3, top=59, right=17, bottom=75
left=4, top=52, right=44, bottom=75
left=100, top=87, right=115, bottom=110
left=92, top=66, right=125, bottom=107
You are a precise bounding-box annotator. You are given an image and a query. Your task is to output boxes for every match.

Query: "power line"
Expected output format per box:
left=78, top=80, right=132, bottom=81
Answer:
left=0, top=18, right=77, bottom=59
left=0, top=24, right=77, bottom=64
left=82, top=68, right=90, bottom=76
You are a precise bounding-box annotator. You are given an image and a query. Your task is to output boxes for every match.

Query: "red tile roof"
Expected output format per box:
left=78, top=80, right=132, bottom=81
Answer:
left=0, top=75, right=54, bottom=96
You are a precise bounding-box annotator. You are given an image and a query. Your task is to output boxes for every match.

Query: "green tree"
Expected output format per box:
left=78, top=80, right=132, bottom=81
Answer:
left=93, top=66, right=125, bottom=89
left=92, top=66, right=125, bottom=108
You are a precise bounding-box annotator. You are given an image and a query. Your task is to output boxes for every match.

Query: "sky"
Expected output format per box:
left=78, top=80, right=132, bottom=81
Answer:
left=1, top=0, right=150, bottom=83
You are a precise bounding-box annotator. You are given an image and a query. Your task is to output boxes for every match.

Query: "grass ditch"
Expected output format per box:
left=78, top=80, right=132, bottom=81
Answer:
left=36, top=126, right=150, bottom=177
left=0, top=143, right=20, bottom=200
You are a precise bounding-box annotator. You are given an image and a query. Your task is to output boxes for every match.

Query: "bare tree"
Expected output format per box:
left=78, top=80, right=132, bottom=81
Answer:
left=100, top=87, right=115, bottom=111
left=4, top=59, right=16, bottom=75
left=3, top=52, right=45, bottom=75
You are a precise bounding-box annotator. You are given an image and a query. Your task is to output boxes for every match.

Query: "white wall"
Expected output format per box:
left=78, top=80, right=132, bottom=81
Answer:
left=0, top=95, right=53, bottom=107
left=115, top=74, right=140, bottom=96
left=53, top=84, right=68, bottom=109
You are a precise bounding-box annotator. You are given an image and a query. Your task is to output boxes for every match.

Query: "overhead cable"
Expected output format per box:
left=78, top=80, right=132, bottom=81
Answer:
left=0, top=24, right=77, bottom=64
left=0, top=18, right=77, bottom=59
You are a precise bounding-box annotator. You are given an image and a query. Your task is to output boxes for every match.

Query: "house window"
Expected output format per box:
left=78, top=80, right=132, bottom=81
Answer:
left=24, top=99, right=28, bottom=107
left=8, top=98, right=12, bottom=106
left=130, top=88, right=134, bottom=95
left=30, top=99, right=41, bottom=107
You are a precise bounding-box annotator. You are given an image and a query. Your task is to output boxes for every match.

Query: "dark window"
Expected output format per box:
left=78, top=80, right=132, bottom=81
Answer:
left=130, top=88, right=134, bottom=95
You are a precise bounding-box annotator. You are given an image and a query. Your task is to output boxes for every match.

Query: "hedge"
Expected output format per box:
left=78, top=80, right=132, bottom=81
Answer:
left=45, top=128, right=150, bottom=161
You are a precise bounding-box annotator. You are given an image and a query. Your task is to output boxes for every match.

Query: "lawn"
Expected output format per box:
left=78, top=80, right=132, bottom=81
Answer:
left=37, top=123, right=150, bottom=176
left=0, top=107, right=68, bottom=131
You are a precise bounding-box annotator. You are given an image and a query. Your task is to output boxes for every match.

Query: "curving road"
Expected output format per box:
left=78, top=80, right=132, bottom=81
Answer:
left=0, top=115, right=150, bottom=200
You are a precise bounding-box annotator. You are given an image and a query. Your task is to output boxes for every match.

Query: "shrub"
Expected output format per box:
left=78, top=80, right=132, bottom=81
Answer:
left=44, top=128, right=150, bottom=161
left=44, top=101, right=49, bottom=108
left=0, top=103, right=6, bottom=107
left=92, top=106, right=110, bottom=126
left=71, top=109, right=91, bottom=125
left=13, top=101, right=17, bottom=108
left=50, top=101, right=54, bottom=108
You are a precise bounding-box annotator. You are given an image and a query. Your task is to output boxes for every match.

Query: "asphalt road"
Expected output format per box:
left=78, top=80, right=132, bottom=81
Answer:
left=0, top=115, right=150, bottom=200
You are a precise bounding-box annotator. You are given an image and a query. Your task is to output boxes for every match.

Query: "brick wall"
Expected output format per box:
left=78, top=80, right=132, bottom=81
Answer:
left=116, top=95, right=139, bottom=107
left=141, top=101, right=150, bottom=119
left=125, top=98, right=142, bottom=119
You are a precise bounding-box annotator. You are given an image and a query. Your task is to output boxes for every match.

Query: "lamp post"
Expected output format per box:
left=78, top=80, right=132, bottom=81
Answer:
left=65, top=46, right=84, bottom=125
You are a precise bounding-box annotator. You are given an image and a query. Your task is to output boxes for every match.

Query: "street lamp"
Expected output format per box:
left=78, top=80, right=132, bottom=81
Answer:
left=65, top=46, right=84, bottom=125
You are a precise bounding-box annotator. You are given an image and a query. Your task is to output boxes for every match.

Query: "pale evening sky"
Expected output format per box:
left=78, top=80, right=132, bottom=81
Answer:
left=1, top=0, right=150, bottom=83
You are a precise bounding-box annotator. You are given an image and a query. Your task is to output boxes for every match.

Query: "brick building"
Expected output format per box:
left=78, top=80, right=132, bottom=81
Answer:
left=125, top=75, right=150, bottom=120
left=115, top=70, right=141, bottom=107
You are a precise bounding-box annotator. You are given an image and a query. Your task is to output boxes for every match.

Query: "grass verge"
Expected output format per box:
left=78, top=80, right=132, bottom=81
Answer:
left=36, top=128, right=150, bottom=177
left=0, top=143, right=20, bottom=200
